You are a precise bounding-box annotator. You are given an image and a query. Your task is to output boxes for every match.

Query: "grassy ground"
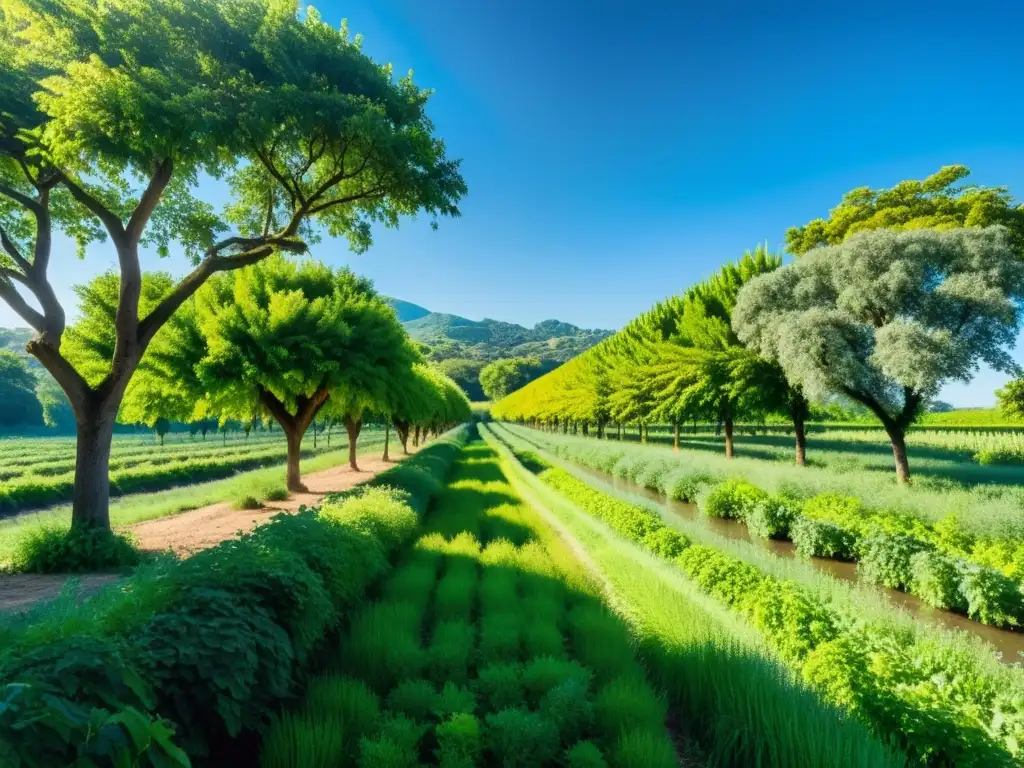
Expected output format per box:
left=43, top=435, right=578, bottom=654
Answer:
left=0, top=434, right=387, bottom=569
left=482, top=426, right=904, bottom=767
left=260, top=439, right=681, bottom=768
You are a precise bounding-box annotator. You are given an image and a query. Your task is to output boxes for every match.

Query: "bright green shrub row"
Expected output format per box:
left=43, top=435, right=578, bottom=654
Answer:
left=517, top=447, right=1024, bottom=767
left=0, top=426, right=469, bottom=767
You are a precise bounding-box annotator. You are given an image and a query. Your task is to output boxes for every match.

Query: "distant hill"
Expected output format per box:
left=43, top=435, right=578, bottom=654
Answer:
left=386, top=298, right=431, bottom=323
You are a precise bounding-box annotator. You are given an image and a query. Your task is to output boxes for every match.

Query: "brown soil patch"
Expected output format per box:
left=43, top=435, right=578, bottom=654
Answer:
left=0, top=572, right=120, bottom=612
left=0, top=454, right=407, bottom=613
left=129, top=456, right=399, bottom=557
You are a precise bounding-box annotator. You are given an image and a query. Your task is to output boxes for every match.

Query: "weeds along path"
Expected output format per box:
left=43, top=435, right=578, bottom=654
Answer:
left=486, top=424, right=1024, bottom=767
left=259, top=437, right=682, bottom=768
left=481, top=424, right=904, bottom=768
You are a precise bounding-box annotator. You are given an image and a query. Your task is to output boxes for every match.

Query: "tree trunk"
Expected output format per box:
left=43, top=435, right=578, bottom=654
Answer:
left=673, top=422, right=680, bottom=452
left=344, top=415, right=362, bottom=471
left=885, top=423, right=911, bottom=484
left=413, top=425, right=421, bottom=447
left=582, top=421, right=589, bottom=436
left=617, top=423, right=621, bottom=440
left=724, top=419, right=735, bottom=459
left=395, top=420, right=410, bottom=454
left=794, top=414, right=807, bottom=467
left=285, top=427, right=303, bottom=491
left=71, top=409, right=116, bottom=530
left=383, top=422, right=390, bottom=462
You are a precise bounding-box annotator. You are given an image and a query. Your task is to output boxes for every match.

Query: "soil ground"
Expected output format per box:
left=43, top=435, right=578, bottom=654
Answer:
left=0, top=455, right=402, bottom=612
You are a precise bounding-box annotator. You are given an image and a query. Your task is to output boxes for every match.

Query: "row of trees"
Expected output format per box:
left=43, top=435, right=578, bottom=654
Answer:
left=0, top=0, right=467, bottom=531
left=65, top=255, right=471, bottom=492
left=494, top=166, right=1024, bottom=483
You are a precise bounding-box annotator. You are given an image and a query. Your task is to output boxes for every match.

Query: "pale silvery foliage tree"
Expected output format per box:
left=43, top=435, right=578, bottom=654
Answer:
left=733, top=226, right=1024, bottom=483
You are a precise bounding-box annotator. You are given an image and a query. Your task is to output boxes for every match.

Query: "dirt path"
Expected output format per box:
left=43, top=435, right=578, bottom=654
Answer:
left=0, top=455, right=403, bottom=612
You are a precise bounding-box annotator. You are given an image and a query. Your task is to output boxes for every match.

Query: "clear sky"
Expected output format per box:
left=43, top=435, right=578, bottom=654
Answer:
left=3, top=0, right=1024, bottom=406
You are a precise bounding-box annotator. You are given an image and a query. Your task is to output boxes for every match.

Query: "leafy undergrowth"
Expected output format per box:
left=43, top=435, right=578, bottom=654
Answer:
left=0, top=427, right=469, bottom=768
left=261, top=440, right=678, bottom=768
left=8, top=525, right=143, bottom=574
left=488, top=426, right=1024, bottom=767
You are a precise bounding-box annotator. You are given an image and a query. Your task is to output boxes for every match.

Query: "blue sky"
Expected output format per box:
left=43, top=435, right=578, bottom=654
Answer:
left=3, top=0, right=1024, bottom=406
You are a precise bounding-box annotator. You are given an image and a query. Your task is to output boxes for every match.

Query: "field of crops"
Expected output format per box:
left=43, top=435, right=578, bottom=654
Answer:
left=0, top=429, right=374, bottom=514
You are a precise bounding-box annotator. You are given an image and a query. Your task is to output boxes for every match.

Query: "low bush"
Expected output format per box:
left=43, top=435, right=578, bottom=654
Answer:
left=909, top=550, right=966, bottom=611
left=611, top=727, right=677, bottom=768
left=958, top=564, right=1024, bottom=628
left=641, top=527, right=690, bottom=558
left=10, top=525, right=141, bottom=574
left=790, top=517, right=857, bottom=560
left=260, top=712, right=345, bottom=768
left=263, top=485, right=290, bottom=502
left=858, top=533, right=932, bottom=590
left=663, top=469, right=721, bottom=502
left=483, top=707, right=560, bottom=768
left=436, top=713, right=482, bottom=768
left=475, top=663, right=524, bottom=712
left=745, top=496, right=799, bottom=540
left=539, top=678, right=594, bottom=746
left=700, top=478, right=767, bottom=520
left=750, top=581, right=837, bottom=664
left=435, top=682, right=477, bottom=719
left=521, top=656, right=592, bottom=707
left=231, top=493, right=262, bottom=510
left=386, top=679, right=438, bottom=722
left=566, top=740, right=608, bottom=768
left=593, top=675, right=667, bottom=739
left=429, top=619, right=476, bottom=685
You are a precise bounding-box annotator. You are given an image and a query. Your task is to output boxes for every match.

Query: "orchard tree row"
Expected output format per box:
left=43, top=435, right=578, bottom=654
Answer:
left=493, top=166, right=1024, bottom=483
left=0, top=0, right=467, bottom=532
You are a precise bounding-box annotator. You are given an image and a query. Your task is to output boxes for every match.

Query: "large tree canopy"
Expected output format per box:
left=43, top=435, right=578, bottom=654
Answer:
left=479, top=356, right=546, bottom=401
left=0, top=0, right=465, bottom=529
left=734, top=226, right=1024, bottom=482
left=785, top=165, right=1024, bottom=256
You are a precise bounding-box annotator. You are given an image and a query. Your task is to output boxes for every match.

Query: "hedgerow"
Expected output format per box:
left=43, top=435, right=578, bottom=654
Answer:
left=0, top=425, right=470, bottom=766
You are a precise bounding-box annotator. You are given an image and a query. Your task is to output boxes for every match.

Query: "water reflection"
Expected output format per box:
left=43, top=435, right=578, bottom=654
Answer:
left=575, top=465, right=1024, bottom=664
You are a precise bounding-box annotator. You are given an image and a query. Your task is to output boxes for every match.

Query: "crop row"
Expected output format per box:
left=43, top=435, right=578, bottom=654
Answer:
left=0, top=425, right=470, bottom=766
left=0, top=435, right=384, bottom=515
left=481, top=426, right=904, bottom=767
left=489, top=427, right=1024, bottom=766
left=262, top=439, right=678, bottom=767
left=504, top=424, right=1024, bottom=578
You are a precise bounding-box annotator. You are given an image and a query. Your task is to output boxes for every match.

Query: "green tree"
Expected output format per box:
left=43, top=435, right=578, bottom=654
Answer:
left=0, top=349, right=42, bottom=427
left=0, top=0, right=465, bottom=531
left=438, top=357, right=484, bottom=401
left=479, top=357, right=545, bottom=401
left=194, top=256, right=418, bottom=487
left=996, top=379, right=1024, bottom=421
left=786, top=165, right=1024, bottom=256
left=734, top=227, right=1024, bottom=483
left=34, top=373, right=74, bottom=430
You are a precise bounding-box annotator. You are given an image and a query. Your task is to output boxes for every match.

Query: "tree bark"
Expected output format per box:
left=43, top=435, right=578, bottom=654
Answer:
left=395, top=420, right=410, bottom=454
left=344, top=415, right=362, bottom=471
left=724, top=419, right=735, bottom=459
left=794, top=414, right=807, bottom=467
left=260, top=388, right=329, bottom=491
left=673, top=422, right=680, bottom=452
left=617, top=423, right=622, bottom=440
left=383, top=422, right=390, bottom=462
left=71, top=408, right=116, bottom=530
left=884, top=422, right=911, bottom=484
left=285, top=428, right=303, bottom=491
left=413, top=425, right=421, bottom=447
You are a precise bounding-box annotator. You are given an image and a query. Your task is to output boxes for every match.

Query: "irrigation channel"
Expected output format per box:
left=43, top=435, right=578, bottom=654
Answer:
left=505, top=426, right=1024, bottom=662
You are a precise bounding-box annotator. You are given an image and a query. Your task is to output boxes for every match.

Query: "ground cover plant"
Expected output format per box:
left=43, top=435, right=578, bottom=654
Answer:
left=501, top=424, right=1024, bottom=619
left=259, top=438, right=679, bottom=768
left=0, top=426, right=470, bottom=766
left=480, top=426, right=905, bottom=767
left=487, top=424, right=1024, bottom=766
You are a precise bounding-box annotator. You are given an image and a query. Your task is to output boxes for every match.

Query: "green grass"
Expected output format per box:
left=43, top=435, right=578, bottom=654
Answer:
left=0, top=436, right=386, bottom=570
left=262, top=438, right=677, bottom=768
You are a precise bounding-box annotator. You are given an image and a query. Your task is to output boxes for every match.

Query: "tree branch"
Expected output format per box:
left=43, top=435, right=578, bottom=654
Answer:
left=0, top=277, right=45, bottom=331
left=307, top=186, right=387, bottom=217
left=58, top=174, right=127, bottom=245
left=259, top=387, right=296, bottom=431
left=26, top=336, right=92, bottom=414
left=0, top=224, right=33, bottom=274
left=0, top=182, right=43, bottom=217
left=125, top=158, right=173, bottom=245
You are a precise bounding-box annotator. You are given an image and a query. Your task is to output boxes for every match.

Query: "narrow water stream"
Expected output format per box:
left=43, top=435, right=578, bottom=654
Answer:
left=570, top=464, right=1024, bottom=663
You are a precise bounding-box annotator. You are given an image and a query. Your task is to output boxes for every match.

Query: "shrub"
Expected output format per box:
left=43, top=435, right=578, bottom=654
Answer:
left=858, top=533, right=932, bottom=590
left=386, top=679, right=438, bottom=721
left=641, top=527, right=691, bottom=558
left=909, top=551, right=966, bottom=612
left=594, top=675, right=667, bottom=737
left=478, top=613, right=521, bottom=665
left=565, top=604, right=639, bottom=683
left=790, top=517, right=857, bottom=560
left=11, top=525, right=141, bottom=573
left=745, top=496, right=799, bottom=540
left=700, top=478, right=767, bottom=520
left=958, top=564, right=1024, bottom=628
left=261, top=711, right=345, bottom=768
left=435, top=682, right=477, bottom=719
left=750, top=581, right=837, bottom=663
left=932, top=513, right=976, bottom=555
left=539, top=678, right=594, bottom=745
left=476, top=663, right=524, bottom=712
left=436, top=713, right=482, bottom=768
left=302, top=676, right=380, bottom=753
left=263, top=485, right=290, bottom=502
left=521, top=656, right=592, bottom=706
left=429, top=619, right=476, bottom=685
left=664, top=469, right=720, bottom=502
left=483, top=707, right=560, bottom=768
left=232, top=493, right=262, bottom=510
left=320, top=486, right=418, bottom=552
left=566, top=740, right=608, bottom=768
left=676, top=546, right=765, bottom=608
left=802, top=493, right=865, bottom=533
left=522, top=620, right=566, bottom=660
left=134, top=587, right=295, bottom=756
left=346, top=602, right=426, bottom=692
left=611, top=727, right=677, bottom=768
